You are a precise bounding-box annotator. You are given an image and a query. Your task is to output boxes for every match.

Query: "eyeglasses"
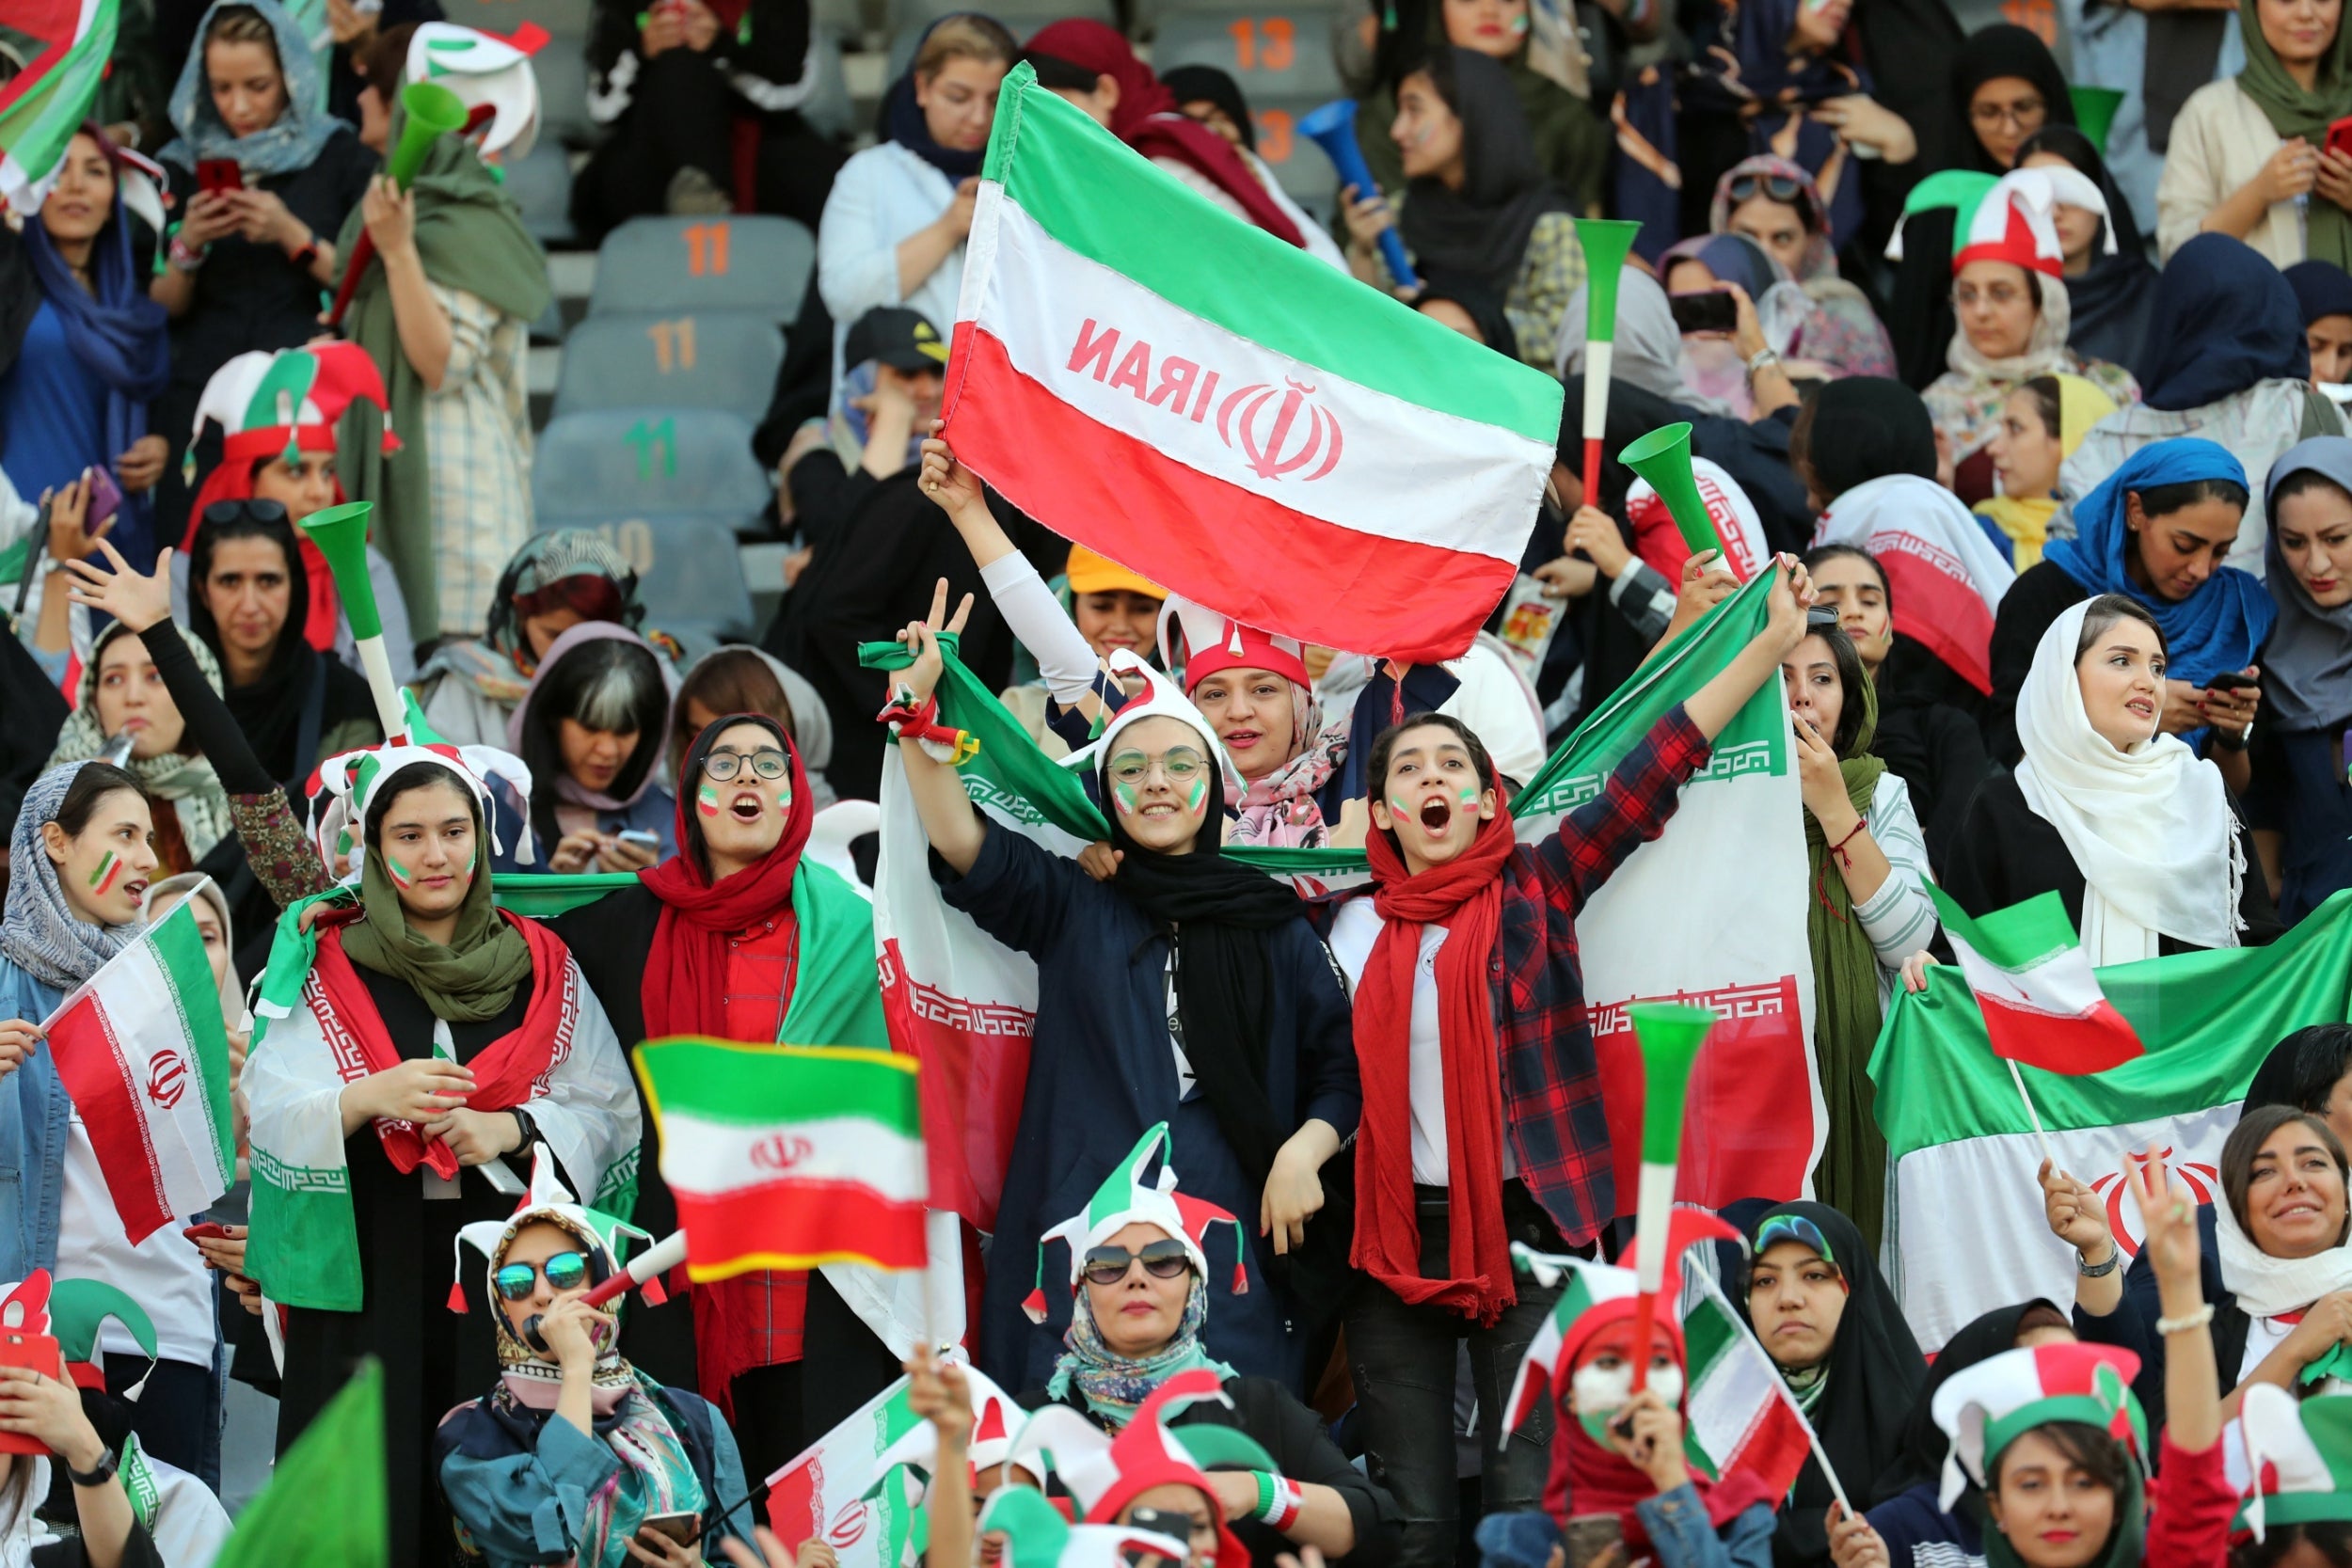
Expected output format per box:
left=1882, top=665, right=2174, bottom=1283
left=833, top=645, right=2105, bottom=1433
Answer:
left=1754, top=1212, right=1836, bottom=1264
left=201, top=498, right=290, bottom=528
left=1727, top=171, right=1807, bottom=206
left=1952, top=281, right=2030, bottom=309
left=1970, top=96, right=2046, bottom=129
left=1106, top=747, right=1206, bottom=786
left=703, top=748, right=789, bottom=782
left=493, top=1251, right=591, bottom=1301
left=1081, top=1239, right=1193, bottom=1287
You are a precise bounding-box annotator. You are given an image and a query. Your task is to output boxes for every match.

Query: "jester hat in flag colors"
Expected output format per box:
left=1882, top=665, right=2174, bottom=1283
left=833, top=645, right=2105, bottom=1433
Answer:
left=978, top=1484, right=1192, bottom=1568
left=1156, top=595, right=1312, bottom=695
left=405, top=22, right=544, bottom=160
left=449, top=1144, right=655, bottom=1313
left=1887, top=167, right=2111, bottom=277
left=1021, top=1123, right=1248, bottom=1323
left=1931, top=1342, right=2148, bottom=1511
left=1057, top=651, right=1245, bottom=801
left=309, top=689, right=535, bottom=879
left=1502, top=1210, right=1738, bottom=1434
left=1005, top=1368, right=1275, bottom=1551
left=2235, top=1385, right=2352, bottom=1539
left=182, top=343, right=402, bottom=531
left=45, top=1278, right=158, bottom=1397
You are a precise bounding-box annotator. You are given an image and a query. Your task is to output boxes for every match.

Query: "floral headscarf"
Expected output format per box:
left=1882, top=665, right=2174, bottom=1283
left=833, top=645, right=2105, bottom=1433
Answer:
left=0, top=763, right=143, bottom=994
left=1047, top=1272, right=1235, bottom=1425
left=1228, top=683, right=1346, bottom=848
left=160, top=0, right=344, bottom=176
left=420, top=531, right=651, bottom=706
left=45, top=625, right=235, bottom=864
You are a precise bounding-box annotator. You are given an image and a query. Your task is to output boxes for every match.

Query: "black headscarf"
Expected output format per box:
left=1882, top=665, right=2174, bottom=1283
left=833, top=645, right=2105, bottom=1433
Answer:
left=1873, top=1298, right=2068, bottom=1505
left=1952, top=25, right=2076, bottom=173
left=2015, top=124, right=2160, bottom=377
left=2245, top=1024, right=2352, bottom=1117
left=2287, top=259, right=2352, bottom=327
left=1398, top=48, right=1575, bottom=295
left=185, top=502, right=376, bottom=784
left=1804, top=377, right=1938, bottom=502
left=1100, top=738, right=1310, bottom=1192
left=1413, top=264, right=1518, bottom=356
left=1160, top=64, right=1256, bottom=152
left=1739, top=1201, right=1927, bottom=1567
left=2138, top=233, right=2310, bottom=410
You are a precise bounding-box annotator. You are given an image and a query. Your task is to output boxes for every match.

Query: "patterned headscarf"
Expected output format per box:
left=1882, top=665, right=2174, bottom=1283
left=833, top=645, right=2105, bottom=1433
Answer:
left=421, top=531, right=651, bottom=706
left=161, top=0, right=345, bottom=177
left=1228, top=684, right=1346, bottom=848
left=0, top=763, right=144, bottom=994
left=45, top=626, right=236, bottom=864
left=1047, top=1272, right=1235, bottom=1425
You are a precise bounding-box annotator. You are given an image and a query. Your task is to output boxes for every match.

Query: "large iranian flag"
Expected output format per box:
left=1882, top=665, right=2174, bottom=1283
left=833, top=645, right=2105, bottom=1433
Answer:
left=863, top=568, right=1820, bottom=1231
left=0, top=0, right=118, bottom=212
left=1872, top=892, right=2352, bottom=1350
left=40, top=893, right=235, bottom=1244
left=768, top=1375, right=928, bottom=1568
left=941, top=64, right=1561, bottom=664
left=634, top=1037, right=928, bottom=1281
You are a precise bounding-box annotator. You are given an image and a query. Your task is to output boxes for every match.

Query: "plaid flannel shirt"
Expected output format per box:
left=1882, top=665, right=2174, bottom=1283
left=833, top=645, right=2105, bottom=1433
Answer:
left=1495, top=704, right=1711, bottom=1246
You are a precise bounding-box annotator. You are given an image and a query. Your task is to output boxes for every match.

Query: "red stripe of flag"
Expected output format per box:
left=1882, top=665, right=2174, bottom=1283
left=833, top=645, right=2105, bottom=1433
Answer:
left=673, top=1177, right=929, bottom=1276
left=942, top=324, right=1518, bottom=665
left=1880, top=554, right=1996, bottom=695
left=1985, top=998, right=2145, bottom=1075
left=880, top=938, right=1027, bottom=1233
left=45, top=999, right=173, bottom=1243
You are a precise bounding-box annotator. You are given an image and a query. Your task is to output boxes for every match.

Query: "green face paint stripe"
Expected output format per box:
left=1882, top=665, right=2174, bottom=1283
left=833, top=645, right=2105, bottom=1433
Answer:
left=697, top=784, right=722, bottom=816
left=1459, top=786, right=1480, bottom=804
left=1388, top=797, right=1412, bottom=816
left=1112, top=781, right=1139, bottom=816
left=387, top=856, right=414, bottom=888
left=1186, top=778, right=1207, bottom=812
left=87, top=850, right=119, bottom=890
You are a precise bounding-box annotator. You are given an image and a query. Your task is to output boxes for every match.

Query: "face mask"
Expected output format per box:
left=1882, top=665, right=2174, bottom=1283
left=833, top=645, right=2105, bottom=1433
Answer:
left=1570, top=1360, right=1685, bottom=1418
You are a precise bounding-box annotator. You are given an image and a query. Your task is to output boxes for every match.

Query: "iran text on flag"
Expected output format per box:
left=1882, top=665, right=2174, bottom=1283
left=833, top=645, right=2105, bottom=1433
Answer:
left=864, top=633, right=1368, bottom=1232
left=942, top=65, right=1562, bottom=665
left=0, top=0, right=119, bottom=212
left=634, top=1038, right=928, bottom=1281
left=1873, top=891, right=2352, bottom=1349
left=40, top=892, right=235, bottom=1244
left=1928, top=886, right=2143, bottom=1074
left=768, top=1375, right=927, bottom=1568
left=1515, top=571, right=1822, bottom=1215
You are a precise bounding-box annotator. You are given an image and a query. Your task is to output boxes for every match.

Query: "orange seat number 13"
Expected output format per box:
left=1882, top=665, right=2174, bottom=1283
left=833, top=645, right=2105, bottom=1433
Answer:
left=1227, top=17, right=1295, bottom=71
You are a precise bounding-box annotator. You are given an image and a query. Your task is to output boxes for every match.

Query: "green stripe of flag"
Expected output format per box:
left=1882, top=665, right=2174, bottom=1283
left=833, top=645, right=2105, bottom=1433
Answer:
left=1929, top=886, right=2078, bottom=972
left=979, top=65, right=1562, bottom=445
left=637, top=1037, right=920, bottom=1131
left=1870, top=889, right=2352, bottom=1155
left=152, top=905, right=235, bottom=1177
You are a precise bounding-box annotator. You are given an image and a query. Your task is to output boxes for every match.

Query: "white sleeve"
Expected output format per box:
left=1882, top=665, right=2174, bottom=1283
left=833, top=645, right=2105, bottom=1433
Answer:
left=522, top=959, right=644, bottom=1212
left=978, top=552, right=1106, bottom=705
left=818, top=155, right=916, bottom=322
left=1854, top=773, right=1940, bottom=967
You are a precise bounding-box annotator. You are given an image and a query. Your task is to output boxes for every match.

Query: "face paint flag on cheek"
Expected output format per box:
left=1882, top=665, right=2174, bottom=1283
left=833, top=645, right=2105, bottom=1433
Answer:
left=697, top=784, right=721, bottom=818
left=387, top=856, right=415, bottom=890
left=87, top=852, right=122, bottom=895
left=1113, top=782, right=1138, bottom=816
left=775, top=779, right=794, bottom=816
left=1185, top=778, right=1206, bottom=813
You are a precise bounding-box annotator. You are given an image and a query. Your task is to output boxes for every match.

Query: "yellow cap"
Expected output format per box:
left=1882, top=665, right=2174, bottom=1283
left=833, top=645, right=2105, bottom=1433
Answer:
left=1065, top=545, right=1166, bottom=600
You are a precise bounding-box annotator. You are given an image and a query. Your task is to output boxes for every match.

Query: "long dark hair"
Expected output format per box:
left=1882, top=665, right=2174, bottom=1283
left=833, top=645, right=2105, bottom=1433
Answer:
left=1796, top=618, right=1870, bottom=757
left=2238, top=1523, right=2352, bottom=1567
left=2222, top=1104, right=2352, bottom=1243
left=516, top=637, right=669, bottom=851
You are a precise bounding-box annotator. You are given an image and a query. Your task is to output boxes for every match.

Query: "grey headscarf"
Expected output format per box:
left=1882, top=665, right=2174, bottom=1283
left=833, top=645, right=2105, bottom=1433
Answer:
left=1555, top=269, right=1733, bottom=415
left=2262, top=436, right=2352, bottom=730
left=0, top=764, right=144, bottom=994
left=160, top=0, right=344, bottom=176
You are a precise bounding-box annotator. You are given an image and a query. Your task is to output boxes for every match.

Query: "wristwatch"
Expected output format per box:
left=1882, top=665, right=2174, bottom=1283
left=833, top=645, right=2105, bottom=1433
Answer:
left=2077, top=1243, right=2122, bottom=1278
left=67, top=1446, right=119, bottom=1487
left=510, top=1107, right=539, bottom=1153
left=1745, top=348, right=1781, bottom=377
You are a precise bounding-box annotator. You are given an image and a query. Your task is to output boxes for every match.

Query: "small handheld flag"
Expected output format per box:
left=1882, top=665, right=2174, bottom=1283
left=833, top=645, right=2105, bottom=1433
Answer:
left=1926, top=886, right=2144, bottom=1076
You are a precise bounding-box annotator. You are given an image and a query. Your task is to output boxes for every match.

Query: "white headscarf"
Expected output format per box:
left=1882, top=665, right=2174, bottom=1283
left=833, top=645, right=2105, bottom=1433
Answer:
left=2012, top=598, right=2244, bottom=961
left=2214, top=1182, right=2352, bottom=1318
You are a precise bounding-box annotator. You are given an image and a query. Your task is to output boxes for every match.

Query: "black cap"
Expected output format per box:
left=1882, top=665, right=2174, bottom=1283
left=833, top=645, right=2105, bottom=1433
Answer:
left=846, top=307, right=950, bottom=372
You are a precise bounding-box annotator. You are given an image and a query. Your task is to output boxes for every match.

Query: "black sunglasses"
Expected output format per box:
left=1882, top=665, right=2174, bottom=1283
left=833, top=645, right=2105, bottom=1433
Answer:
left=1081, top=1238, right=1192, bottom=1287
left=1728, top=171, right=1807, bottom=207
left=202, top=498, right=290, bottom=528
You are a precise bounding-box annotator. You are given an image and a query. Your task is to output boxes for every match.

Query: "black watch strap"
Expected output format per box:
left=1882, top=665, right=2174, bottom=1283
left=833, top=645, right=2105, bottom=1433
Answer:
left=511, top=1108, right=538, bottom=1150
left=68, top=1446, right=118, bottom=1487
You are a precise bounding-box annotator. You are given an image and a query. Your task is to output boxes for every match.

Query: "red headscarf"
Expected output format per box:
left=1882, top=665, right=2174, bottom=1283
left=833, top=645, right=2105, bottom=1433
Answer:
left=1350, top=803, right=1518, bottom=1325
left=637, top=712, right=811, bottom=1039
left=1024, top=20, right=1305, bottom=249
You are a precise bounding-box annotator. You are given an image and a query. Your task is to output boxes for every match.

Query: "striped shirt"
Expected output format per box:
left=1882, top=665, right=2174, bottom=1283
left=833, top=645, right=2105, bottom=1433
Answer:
left=421, top=282, right=534, bottom=637
left=1855, top=771, right=1942, bottom=993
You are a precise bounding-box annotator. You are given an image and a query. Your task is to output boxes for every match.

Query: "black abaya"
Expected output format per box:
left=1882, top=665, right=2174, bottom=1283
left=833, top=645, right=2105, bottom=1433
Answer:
left=274, top=965, right=548, bottom=1568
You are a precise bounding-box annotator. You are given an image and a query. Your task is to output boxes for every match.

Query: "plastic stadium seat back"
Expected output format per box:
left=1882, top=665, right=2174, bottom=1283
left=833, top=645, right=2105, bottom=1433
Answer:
left=1150, top=6, right=1340, bottom=98
left=533, top=408, right=771, bottom=524
left=551, top=311, right=785, bottom=418
left=530, top=512, right=759, bottom=642
left=588, top=214, right=815, bottom=318
left=504, top=139, right=577, bottom=247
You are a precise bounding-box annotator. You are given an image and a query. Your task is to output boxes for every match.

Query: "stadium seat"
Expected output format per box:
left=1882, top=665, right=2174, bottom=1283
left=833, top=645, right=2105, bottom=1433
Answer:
left=1151, top=7, right=1342, bottom=101
left=532, top=42, right=598, bottom=148
left=588, top=214, right=815, bottom=320
left=533, top=408, right=772, bottom=533
left=1248, top=97, right=1340, bottom=215
left=504, top=139, right=576, bottom=248
left=813, top=0, right=865, bottom=39
left=890, top=0, right=1116, bottom=42
left=550, top=311, right=786, bottom=419
left=532, top=510, right=759, bottom=643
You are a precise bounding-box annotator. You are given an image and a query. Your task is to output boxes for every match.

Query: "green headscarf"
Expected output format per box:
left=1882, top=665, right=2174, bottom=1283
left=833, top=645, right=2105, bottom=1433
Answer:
left=332, top=113, right=554, bottom=641
left=2235, top=0, right=2352, bottom=270
left=339, top=785, right=532, bottom=1022
left=1804, top=666, right=1890, bottom=1252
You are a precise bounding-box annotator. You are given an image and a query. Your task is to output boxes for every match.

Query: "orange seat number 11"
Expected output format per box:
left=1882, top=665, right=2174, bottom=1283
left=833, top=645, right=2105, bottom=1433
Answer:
left=683, top=221, right=731, bottom=276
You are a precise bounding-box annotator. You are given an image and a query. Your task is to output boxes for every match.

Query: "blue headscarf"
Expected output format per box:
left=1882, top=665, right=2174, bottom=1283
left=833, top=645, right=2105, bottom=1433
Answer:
left=21, top=126, right=170, bottom=566
left=2137, top=235, right=2310, bottom=411
left=877, top=13, right=1009, bottom=182
left=2286, top=260, right=2352, bottom=329
left=160, top=0, right=343, bottom=176
left=2042, top=437, right=2278, bottom=689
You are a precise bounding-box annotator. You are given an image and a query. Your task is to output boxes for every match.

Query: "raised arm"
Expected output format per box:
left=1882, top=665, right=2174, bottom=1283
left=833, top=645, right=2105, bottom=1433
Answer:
left=1680, top=557, right=1811, bottom=739
left=890, top=583, right=989, bottom=875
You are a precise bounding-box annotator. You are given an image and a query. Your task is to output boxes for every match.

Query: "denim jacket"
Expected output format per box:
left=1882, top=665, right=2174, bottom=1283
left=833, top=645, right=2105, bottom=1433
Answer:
left=0, top=956, right=72, bottom=1282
